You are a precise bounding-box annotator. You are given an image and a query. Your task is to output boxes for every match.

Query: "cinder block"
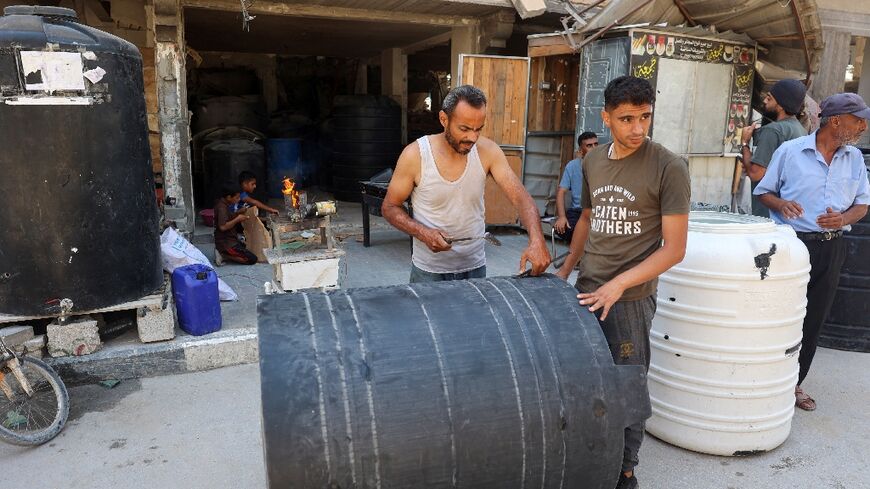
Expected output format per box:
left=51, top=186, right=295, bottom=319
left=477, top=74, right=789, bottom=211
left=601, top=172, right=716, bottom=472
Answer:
left=47, top=319, right=102, bottom=357
left=137, top=303, right=176, bottom=343
left=22, top=334, right=46, bottom=359
left=0, top=325, right=35, bottom=348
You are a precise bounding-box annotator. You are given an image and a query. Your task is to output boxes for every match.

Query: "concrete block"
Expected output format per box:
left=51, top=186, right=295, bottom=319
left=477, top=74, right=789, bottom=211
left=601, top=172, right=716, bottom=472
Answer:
left=23, top=334, right=46, bottom=358
left=511, top=0, right=546, bottom=19
left=137, top=303, right=176, bottom=343
left=0, top=325, right=35, bottom=348
left=47, top=319, right=102, bottom=357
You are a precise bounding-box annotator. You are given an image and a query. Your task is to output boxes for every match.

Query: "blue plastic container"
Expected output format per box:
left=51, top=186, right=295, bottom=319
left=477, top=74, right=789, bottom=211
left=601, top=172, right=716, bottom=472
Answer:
left=266, top=138, right=302, bottom=198
left=171, top=264, right=222, bottom=336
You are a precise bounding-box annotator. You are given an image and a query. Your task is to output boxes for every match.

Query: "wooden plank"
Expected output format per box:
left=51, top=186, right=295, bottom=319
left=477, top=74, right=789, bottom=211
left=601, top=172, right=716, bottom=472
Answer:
left=511, top=58, right=527, bottom=145
left=528, top=57, right=543, bottom=131
left=0, top=292, right=164, bottom=324
left=460, top=56, right=528, bottom=147
left=484, top=149, right=523, bottom=225
left=181, top=0, right=477, bottom=27
left=240, top=207, right=273, bottom=263
left=150, top=133, right=163, bottom=173
left=529, top=44, right=575, bottom=58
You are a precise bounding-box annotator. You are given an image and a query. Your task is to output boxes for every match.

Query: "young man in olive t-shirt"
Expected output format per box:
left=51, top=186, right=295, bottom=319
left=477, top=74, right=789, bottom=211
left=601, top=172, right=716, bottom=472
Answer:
left=556, top=76, right=690, bottom=489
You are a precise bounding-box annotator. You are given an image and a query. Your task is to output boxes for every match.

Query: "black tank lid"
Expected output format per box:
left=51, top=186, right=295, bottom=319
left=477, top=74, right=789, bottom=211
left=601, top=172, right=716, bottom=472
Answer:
left=3, top=5, right=78, bottom=18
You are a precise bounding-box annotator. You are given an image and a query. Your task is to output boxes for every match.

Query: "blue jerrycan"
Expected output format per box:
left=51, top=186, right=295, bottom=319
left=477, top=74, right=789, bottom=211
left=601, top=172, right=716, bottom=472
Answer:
left=171, top=264, right=222, bottom=336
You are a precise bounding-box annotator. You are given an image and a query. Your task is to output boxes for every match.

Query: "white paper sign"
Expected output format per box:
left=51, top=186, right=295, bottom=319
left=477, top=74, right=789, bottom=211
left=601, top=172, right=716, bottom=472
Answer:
left=19, top=51, right=85, bottom=92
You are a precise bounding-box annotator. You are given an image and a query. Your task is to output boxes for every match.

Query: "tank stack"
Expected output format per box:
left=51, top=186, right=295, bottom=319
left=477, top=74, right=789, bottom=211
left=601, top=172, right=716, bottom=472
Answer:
left=0, top=6, right=162, bottom=315
left=820, top=158, right=870, bottom=352
left=189, top=73, right=270, bottom=211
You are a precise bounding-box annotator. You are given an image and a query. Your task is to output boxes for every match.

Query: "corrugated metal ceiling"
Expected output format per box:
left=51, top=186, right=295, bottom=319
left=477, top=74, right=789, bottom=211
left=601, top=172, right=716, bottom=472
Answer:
left=574, top=0, right=823, bottom=83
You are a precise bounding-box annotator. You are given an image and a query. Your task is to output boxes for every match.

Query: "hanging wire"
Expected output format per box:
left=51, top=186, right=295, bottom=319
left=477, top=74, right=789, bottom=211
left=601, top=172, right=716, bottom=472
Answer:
left=240, top=0, right=256, bottom=31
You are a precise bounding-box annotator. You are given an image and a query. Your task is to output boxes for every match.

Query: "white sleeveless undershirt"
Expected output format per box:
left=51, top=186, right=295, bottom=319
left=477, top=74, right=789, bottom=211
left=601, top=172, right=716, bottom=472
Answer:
left=411, top=135, right=486, bottom=273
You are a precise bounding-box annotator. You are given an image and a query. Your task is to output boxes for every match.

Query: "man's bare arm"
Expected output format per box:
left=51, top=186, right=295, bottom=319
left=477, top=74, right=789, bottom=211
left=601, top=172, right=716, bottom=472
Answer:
left=381, top=142, right=451, bottom=252
left=758, top=192, right=804, bottom=219
left=740, top=125, right=767, bottom=182
left=486, top=141, right=550, bottom=274
left=578, top=214, right=688, bottom=320
left=554, top=187, right=570, bottom=233
left=817, top=204, right=868, bottom=229
left=555, top=208, right=592, bottom=279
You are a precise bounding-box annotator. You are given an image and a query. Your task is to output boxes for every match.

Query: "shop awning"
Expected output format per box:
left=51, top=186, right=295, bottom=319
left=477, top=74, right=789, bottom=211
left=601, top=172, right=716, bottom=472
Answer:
left=563, top=0, right=822, bottom=86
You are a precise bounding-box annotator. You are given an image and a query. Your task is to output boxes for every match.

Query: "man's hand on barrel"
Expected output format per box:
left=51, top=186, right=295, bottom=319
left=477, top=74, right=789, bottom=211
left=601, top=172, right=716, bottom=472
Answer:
left=577, top=278, right=626, bottom=321
left=418, top=227, right=452, bottom=252
left=518, top=238, right=551, bottom=276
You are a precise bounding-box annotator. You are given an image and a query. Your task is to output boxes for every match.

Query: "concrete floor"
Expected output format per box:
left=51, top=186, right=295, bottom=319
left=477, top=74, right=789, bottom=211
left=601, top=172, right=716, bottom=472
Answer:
left=0, top=348, right=865, bottom=488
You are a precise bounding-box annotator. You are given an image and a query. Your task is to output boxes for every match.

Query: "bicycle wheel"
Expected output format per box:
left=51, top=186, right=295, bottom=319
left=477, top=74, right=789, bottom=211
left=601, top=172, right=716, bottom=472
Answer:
left=0, top=356, right=70, bottom=446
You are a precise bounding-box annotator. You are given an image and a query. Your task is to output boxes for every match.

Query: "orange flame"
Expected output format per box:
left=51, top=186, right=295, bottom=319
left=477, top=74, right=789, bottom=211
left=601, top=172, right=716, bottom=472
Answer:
left=282, top=177, right=299, bottom=208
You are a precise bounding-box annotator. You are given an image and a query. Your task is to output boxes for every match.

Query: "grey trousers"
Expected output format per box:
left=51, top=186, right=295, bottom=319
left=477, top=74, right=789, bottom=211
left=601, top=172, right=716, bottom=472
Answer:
left=409, top=264, right=486, bottom=283
left=594, top=295, right=657, bottom=473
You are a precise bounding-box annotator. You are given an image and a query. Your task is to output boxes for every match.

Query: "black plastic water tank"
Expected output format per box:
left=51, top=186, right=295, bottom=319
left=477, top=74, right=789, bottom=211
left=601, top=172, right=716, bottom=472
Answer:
left=322, top=95, right=402, bottom=202
left=821, top=162, right=870, bottom=352
left=258, top=275, right=651, bottom=489
left=0, top=6, right=162, bottom=316
left=202, top=139, right=267, bottom=206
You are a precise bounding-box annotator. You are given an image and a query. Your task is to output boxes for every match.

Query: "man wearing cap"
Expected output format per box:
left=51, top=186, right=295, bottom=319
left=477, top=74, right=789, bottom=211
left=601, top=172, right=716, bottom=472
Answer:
left=740, top=79, right=808, bottom=217
left=754, top=92, right=870, bottom=411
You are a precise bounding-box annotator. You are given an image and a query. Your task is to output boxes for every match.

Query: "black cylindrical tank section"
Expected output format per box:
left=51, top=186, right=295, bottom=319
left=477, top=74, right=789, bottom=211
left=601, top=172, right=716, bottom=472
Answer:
left=202, top=139, right=267, bottom=207
left=258, top=275, right=651, bottom=489
left=322, top=95, right=402, bottom=202
left=0, top=6, right=162, bottom=316
left=821, top=162, right=870, bottom=352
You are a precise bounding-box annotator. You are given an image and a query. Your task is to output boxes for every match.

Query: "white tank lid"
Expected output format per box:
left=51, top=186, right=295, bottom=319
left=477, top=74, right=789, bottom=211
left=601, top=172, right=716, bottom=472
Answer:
left=688, top=211, right=777, bottom=234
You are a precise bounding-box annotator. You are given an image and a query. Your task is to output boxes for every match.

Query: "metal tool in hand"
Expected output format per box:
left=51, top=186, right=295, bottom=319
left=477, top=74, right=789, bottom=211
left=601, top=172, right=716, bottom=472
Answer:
left=517, top=250, right=571, bottom=278
left=445, top=232, right=502, bottom=246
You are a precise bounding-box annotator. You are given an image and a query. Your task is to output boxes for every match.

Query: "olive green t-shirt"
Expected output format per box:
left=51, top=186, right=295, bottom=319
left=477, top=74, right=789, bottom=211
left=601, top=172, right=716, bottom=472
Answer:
left=576, top=139, right=691, bottom=301
left=749, top=117, right=806, bottom=218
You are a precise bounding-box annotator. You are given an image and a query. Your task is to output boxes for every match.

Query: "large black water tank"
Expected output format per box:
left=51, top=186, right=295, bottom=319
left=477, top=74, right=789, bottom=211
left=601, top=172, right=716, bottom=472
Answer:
left=821, top=162, right=870, bottom=352
left=191, top=95, right=267, bottom=135
left=202, top=139, right=267, bottom=206
left=258, top=275, right=651, bottom=489
left=322, top=95, right=402, bottom=202
left=0, top=6, right=162, bottom=316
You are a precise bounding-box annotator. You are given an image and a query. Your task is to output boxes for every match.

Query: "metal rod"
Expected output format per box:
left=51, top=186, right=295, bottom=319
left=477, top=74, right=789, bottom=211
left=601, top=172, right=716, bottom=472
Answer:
left=572, top=0, right=657, bottom=53
left=789, top=0, right=813, bottom=84
left=672, top=0, right=696, bottom=26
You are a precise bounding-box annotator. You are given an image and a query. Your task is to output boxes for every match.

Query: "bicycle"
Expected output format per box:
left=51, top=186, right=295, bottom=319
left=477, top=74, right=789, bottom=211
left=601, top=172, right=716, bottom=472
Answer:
left=0, top=334, right=69, bottom=446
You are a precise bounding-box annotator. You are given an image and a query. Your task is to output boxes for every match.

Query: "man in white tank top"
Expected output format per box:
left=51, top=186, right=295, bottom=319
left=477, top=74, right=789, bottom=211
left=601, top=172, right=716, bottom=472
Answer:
left=382, top=85, right=550, bottom=282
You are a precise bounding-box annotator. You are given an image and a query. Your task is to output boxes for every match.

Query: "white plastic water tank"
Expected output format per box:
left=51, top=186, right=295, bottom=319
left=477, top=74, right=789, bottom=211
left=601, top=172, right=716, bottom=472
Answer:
left=646, top=212, right=810, bottom=456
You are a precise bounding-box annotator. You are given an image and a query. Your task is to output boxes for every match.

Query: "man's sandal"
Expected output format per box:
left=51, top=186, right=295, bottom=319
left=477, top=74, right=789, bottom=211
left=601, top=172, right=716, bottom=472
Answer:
left=795, top=386, right=816, bottom=411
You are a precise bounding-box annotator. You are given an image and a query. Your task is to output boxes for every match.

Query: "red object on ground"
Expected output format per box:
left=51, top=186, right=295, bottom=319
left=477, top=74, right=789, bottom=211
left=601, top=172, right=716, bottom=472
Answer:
left=199, top=209, right=215, bottom=227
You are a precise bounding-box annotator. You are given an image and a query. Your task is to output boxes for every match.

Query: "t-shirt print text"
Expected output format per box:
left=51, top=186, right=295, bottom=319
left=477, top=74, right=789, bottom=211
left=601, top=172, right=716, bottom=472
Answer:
left=590, top=184, right=642, bottom=235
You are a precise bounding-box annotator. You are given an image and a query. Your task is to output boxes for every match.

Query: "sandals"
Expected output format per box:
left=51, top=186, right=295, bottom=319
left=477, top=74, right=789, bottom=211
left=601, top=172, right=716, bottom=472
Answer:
left=795, top=385, right=816, bottom=411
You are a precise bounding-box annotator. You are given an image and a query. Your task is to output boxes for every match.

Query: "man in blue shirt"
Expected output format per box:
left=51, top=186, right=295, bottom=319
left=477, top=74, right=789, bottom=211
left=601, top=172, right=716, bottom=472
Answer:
left=554, top=131, right=598, bottom=242
left=754, top=92, right=870, bottom=412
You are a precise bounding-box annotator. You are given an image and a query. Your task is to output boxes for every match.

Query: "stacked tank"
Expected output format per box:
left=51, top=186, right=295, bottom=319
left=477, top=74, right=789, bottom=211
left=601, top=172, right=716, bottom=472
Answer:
left=0, top=6, right=162, bottom=315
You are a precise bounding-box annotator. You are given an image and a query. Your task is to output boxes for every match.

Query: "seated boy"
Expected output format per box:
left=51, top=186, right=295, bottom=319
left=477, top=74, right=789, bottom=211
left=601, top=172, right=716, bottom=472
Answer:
left=236, top=171, right=279, bottom=215
left=215, top=185, right=258, bottom=265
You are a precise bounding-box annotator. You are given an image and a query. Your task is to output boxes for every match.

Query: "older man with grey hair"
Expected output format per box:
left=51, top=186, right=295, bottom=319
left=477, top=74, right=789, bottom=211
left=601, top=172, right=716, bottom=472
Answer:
left=755, top=92, right=870, bottom=411
left=382, top=84, right=550, bottom=282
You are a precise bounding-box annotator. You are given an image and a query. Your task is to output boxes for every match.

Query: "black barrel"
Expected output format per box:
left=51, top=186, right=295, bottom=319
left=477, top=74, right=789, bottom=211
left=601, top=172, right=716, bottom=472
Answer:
left=202, top=139, right=267, bottom=207
left=821, top=161, right=870, bottom=351
left=191, top=95, right=267, bottom=135
left=322, top=95, right=402, bottom=202
left=258, top=275, right=650, bottom=489
left=0, top=6, right=161, bottom=315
